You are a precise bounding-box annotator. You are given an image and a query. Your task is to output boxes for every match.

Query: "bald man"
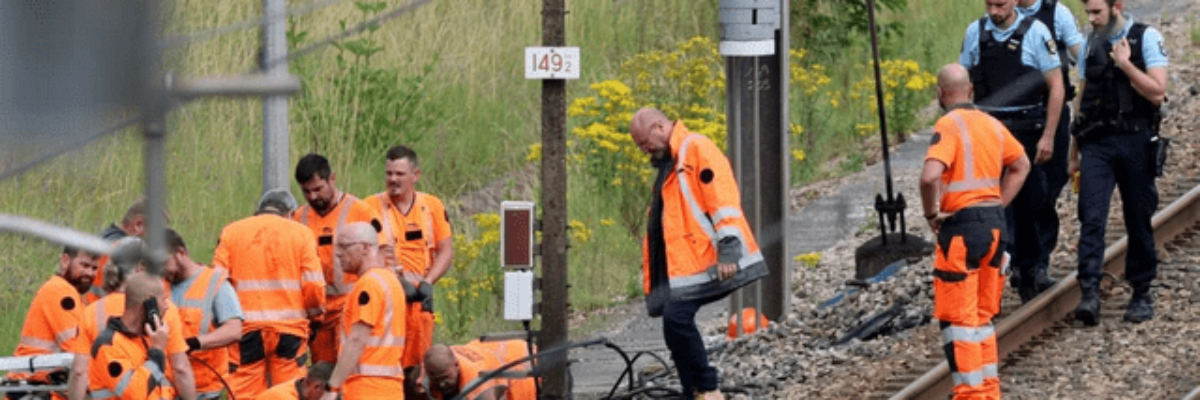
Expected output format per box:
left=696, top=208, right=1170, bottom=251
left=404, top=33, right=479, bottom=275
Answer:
left=630, top=108, right=768, bottom=400
left=423, top=340, right=534, bottom=400
left=320, top=223, right=407, bottom=400
left=920, top=63, right=1030, bottom=398
left=68, top=273, right=194, bottom=400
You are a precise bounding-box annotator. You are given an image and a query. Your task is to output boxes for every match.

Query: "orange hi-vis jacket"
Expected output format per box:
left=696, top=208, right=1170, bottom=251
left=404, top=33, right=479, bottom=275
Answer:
left=925, top=107, right=1026, bottom=213
left=213, top=213, right=326, bottom=337
left=173, top=267, right=230, bottom=395
left=363, top=192, right=452, bottom=276
left=293, top=193, right=382, bottom=313
left=341, top=268, right=407, bottom=397
left=78, top=293, right=190, bottom=388
left=14, top=275, right=84, bottom=357
left=77, top=317, right=176, bottom=400
left=641, top=122, right=768, bottom=302
left=441, top=340, right=536, bottom=400
left=256, top=378, right=303, bottom=400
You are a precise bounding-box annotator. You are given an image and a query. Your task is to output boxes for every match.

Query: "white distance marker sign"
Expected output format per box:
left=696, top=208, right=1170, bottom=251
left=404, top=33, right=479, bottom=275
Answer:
left=525, top=47, right=580, bottom=80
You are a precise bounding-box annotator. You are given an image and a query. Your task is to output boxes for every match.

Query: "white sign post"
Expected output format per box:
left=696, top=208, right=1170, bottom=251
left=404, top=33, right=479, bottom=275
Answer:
left=525, top=47, right=580, bottom=80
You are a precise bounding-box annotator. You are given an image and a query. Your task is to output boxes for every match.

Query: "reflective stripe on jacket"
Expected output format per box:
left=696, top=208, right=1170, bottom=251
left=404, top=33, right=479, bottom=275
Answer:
left=367, top=192, right=447, bottom=276
left=174, top=267, right=230, bottom=395
left=927, top=108, right=1026, bottom=213
left=641, top=122, right=768, bottom=302
left=213, top=214, right=326, bottom=337
left=14, top=276, right=83, bottom=356
left=87, top=319, right=176, bottom=400
left=342, top=268, right=407, bottom=380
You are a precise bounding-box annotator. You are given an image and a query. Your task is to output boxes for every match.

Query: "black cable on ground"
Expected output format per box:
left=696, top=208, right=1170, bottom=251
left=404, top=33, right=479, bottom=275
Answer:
left=187, top=353, right=236, bottom=400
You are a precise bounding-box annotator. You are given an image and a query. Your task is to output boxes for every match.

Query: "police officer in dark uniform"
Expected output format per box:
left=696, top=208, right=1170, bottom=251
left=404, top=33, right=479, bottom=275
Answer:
left=1012, top=0, right=1085, bottom=295
left=1069, top=0, right=1168, bottom=325
left=960, top=0, right=1065, bottom=304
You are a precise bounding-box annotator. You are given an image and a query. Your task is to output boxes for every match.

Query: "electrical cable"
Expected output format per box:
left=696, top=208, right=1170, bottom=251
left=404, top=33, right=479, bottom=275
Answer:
left=162, top=0, right=352, bottom=51
left=0, top=115, right=140, bottom=183
left=186, top=353, right=236, bottom=400
left=254, top=0, right=432, bottom=73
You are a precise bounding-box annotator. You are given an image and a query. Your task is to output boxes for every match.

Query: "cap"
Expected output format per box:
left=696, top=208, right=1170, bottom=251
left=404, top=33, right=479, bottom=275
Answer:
left=258, top=189, right=298, bottom=214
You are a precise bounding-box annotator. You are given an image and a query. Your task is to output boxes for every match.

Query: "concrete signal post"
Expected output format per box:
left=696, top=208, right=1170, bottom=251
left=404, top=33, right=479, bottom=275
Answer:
left=719, top=0, right=791, bottom=330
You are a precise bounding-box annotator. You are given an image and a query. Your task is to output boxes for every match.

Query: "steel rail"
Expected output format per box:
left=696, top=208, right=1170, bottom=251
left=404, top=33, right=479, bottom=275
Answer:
left=1183, top=385, right=1200, bottom=400
left=891, top=182, right=1200, bottom=399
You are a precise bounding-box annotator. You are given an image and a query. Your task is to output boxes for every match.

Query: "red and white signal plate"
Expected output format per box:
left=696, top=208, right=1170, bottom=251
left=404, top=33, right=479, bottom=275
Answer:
left=525, top=47, right=580, bottom=80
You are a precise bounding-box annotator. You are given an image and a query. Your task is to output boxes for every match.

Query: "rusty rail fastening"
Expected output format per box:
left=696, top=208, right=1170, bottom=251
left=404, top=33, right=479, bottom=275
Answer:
left=891, top=183, right=1200, bottom=400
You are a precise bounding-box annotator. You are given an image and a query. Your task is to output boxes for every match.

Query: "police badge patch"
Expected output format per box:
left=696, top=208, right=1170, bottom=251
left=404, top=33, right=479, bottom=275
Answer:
left=1046, top=39, right=1057, bottom=56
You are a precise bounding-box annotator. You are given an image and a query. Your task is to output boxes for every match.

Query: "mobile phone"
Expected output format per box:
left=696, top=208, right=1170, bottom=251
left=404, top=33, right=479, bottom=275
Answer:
left=143, top=297, right=160, bottom=328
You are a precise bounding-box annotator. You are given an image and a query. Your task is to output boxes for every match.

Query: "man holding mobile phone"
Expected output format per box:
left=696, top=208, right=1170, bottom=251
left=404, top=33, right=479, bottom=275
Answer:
left=67, top=273, right=194, bottom=400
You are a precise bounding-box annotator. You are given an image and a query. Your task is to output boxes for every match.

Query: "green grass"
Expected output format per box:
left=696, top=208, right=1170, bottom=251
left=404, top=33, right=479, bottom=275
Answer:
left=1, top=0, right=1001, bottom=352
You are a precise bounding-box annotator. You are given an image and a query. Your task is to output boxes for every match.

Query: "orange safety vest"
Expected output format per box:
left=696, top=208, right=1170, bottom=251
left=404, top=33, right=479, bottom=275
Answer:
left=213, top=214, right=326, bottom=337
left=294, top=194, right=381, bottom=301
left=927, top=108, right=1025, bottom=212
left=341, top=268, right=407, bottom=392
left=640, top=122, right=767, bottom=301
left=86, top=318, right=176, bottom=400
left=365, top=192, right=449, bottom=276
left=14, top=276, right=83, bottom=356
left=445, top=340, right=535, bottom=400
left=173, top=267, right=230, bottom=396
left=256, top=378, right=303, bottom=400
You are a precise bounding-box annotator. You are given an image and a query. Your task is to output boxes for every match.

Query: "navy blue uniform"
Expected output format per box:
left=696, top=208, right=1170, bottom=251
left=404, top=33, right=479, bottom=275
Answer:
left=960, top=12, right=1062, bottom=302
left=1074, top=16, right=1167, bottom=324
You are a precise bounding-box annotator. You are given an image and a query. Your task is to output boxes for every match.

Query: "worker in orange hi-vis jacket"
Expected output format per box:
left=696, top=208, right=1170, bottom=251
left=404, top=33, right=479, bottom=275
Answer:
left=7, top=246, right=99, bottom=398
left=921, top=63, right=1031, bottom=399
left=320, top=222, right=407, bottom=400
left=70, top=237, right=198, bottom=400
left=162, top=229, right=244, bottom=400
left=66, top=273, right=184, bottom=400
left=292, top=153, right=385, bottom=365
left=258, top=362, right=335, bottom=400
left=214, top=189, right=326, bottom=398
left=422, top=339, right=537, bottom=400
left=362, top=145, right=453, bottom=380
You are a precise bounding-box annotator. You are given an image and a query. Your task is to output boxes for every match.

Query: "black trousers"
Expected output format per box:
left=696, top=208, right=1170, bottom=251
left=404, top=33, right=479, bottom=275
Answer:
left=1077, top=132, right=1159, bottom=288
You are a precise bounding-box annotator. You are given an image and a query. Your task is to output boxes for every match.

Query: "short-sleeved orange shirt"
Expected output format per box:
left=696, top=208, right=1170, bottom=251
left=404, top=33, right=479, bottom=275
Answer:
left=342, top=268, right=406, bottom=397
left=926, top=108, right=1026, bottom=213
left=363, top=192, right=452, bottom=276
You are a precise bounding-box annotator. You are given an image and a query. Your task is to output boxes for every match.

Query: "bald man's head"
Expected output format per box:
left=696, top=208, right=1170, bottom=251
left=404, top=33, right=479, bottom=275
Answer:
left=629, top=108, right=672, bottom=158
left=937, top=63, right=974, bottom=109
left=424, top=345, right=460, bottom=395
left=124, top=272, right=164, bottom=310
left=335, top=222, right=379, bottom=275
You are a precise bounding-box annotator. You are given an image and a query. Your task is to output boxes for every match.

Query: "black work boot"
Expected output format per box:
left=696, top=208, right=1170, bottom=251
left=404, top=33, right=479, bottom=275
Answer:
left=1075, top=283, right=1101, bottom=326
left=1017, top=265, right=1040, bottom=303
left=1032, top=264, right=1057, bottom=294
left=1124, top=285, right=1155, bottom=323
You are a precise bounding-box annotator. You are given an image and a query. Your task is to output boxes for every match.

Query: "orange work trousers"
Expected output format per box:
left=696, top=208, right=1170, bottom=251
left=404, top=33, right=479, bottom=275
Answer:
left=403, top=305, right=435, bottom=369
left=932, top=206, right=1006, bottom=400
left=228, top=328, right=309, bottom=399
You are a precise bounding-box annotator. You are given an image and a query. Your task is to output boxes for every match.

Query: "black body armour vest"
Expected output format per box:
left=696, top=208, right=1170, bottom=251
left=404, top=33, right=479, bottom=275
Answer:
left=1079, top=23, right=1160, bottom=134
left=1032, top=0, right=1075, bottom=100
left=970, top=17, right=1047, bottom=110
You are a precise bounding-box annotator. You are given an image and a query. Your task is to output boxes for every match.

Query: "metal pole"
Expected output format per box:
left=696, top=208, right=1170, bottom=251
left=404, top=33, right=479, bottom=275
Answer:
left=867, top=0, right=894, bottom=206
left=538, top=0, right=569, bottom=398
left=262, top=0, right=290, bottom=194
left=774, top=0, right=791, bottom=322
left=141, top=0, right=168, bottom=277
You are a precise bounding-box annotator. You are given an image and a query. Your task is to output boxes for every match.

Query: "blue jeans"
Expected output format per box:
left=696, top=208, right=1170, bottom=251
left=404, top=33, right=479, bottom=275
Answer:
left=1077, top=132, right=1158, bottom=289
left=662, top=294, right=721, bottom=395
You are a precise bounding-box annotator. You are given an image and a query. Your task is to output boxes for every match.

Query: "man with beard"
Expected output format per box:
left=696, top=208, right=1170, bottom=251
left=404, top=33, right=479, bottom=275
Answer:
left=7, top=246, right=100, bottom=397
left=292, top=153, right=383, bottom=364
left=1069, top=0, right=1168, bottom=325
left=162, top=229, right=244, bottom=399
